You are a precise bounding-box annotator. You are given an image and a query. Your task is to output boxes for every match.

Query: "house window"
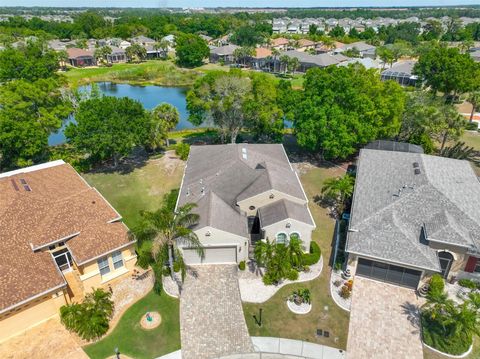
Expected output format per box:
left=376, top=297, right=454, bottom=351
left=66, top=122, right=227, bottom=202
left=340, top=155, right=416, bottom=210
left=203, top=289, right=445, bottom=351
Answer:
left=276, top=232, right=288, bottom=245
left=289, top=232, right=300, bottom=241
left=475, top=262, right=480, bottom=273
left=97, top=257, right=110, bottom=276
left=112, top=251, right=124, bottom=270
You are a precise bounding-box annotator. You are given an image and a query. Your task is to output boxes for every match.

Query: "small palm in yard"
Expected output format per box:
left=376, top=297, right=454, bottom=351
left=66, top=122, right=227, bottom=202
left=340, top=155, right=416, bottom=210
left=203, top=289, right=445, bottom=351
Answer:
left=60, top=288, right=114, bottom=341
left=321, top=174, right=355, bottom=216
left=440, top=141, right=480, bottom=165
left=136, top=190, right=204, bottom=293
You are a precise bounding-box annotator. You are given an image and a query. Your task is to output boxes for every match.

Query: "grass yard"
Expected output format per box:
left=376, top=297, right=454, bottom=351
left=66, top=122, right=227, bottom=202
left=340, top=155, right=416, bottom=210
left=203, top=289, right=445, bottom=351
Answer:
left=243, top=163, right=350, bottom=350
left=461, top=131, right=480, bottom=176
left=64, top=60, right=201, bottom=88
left=83, top=290, right=180, bottom=359
left=82, top=152, right=185, bottom=229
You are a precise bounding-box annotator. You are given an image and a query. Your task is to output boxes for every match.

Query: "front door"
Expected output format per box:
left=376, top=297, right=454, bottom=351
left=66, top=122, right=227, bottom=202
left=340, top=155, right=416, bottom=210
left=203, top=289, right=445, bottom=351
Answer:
left=439, top=251, right=454, bottom=278
left=53, top=248, right=73, bottom=272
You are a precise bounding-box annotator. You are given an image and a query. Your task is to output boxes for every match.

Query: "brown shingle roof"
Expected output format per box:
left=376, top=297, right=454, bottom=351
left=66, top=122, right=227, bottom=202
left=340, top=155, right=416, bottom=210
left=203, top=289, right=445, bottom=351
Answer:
left=66, top=47, right=94, bottom=59
left=0, top=161, right=132, bottom=312
left=254, top=48, right=272, bottom=59
left=271, top=37, right=289, bottom=47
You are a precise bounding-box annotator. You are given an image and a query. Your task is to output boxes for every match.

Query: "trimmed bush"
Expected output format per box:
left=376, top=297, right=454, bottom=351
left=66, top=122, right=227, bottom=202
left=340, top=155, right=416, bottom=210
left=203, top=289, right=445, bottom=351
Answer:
left=458, top=278, right=477, bottom=289
left=286, top=269, right=299, bottom=281
left=238, top=261, right=246, bottom=271
left=303, top=241, right=321, bottom=265
left=428, top=274, right=445, bottom=298
left=175, top=143, right=190, bottom=160
left=173, top=261, right=181, bottom=273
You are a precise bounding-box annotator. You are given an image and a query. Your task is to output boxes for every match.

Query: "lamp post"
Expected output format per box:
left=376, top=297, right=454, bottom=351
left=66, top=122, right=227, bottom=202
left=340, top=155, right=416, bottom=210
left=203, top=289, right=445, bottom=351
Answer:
left=114, top=347, right=120, bottom=359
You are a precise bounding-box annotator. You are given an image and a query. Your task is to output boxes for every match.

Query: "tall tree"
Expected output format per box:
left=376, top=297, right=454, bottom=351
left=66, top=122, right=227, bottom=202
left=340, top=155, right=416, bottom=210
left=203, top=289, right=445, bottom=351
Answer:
left=125, top=43, right=146, bottom=62
left=136, top=201, right=204, bottom=292
left=321, top=174, right=355, bottom=216
left=65, top=96, right=149, bottom=167
left=414, top=45, right=479, bottom=99
left=148, top=103, right=180, bottom=149
left=0, top=78, right=72, bottom=169
left=295, top=65, right=405, bottom=159
left=467, top=91, right=480, bottom=122
left=175, top=33, right=209, bottom=68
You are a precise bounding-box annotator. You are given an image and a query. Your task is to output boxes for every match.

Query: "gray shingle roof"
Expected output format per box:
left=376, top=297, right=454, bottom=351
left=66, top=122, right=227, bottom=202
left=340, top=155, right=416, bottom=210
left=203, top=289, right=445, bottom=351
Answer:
left=259, top=199, right=315, bottom=227
left=346, top=149, right=480, bottom=271
left=280, top=50, right=342, bottom=67
left=210, top=44, right=239, bottom=56
left=177, top=144, right=308, bottom=237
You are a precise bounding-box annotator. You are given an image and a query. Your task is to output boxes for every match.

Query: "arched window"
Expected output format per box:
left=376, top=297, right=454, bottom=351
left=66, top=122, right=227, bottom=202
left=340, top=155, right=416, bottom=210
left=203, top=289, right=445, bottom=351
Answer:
left=289, top=232, right=301, bottom=241
left=276, top=232, right=288, bottom=245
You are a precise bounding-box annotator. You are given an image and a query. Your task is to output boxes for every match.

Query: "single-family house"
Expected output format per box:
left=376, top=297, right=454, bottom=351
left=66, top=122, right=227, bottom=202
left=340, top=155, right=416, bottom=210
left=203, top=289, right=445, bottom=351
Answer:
left=176, top=144, right=316, bottom=264
left=338, top=57, right=382, bottom=70
left=209, top=44, right=240, bottom=64
left=275, top=50, right=345, bottom=72
left=381, top=60, right=419, bottom=87
left=0, top=160, right=136, bottom=342
left=270, top=37, right=289, bottom=51
left=107, top=38, right=131, bottom=50
left=131, top=35, right=156, bottom=47
left=248, top=47, right=272, bottom=70
left=334, top=41, right=377, bottom=59
left=66, top=48, right=96, bottom=67
left=48, top=39, right=76, bottom=51
left=345, top=142, right=480, bottom=289
left=296, top=39, right=316, bottom=52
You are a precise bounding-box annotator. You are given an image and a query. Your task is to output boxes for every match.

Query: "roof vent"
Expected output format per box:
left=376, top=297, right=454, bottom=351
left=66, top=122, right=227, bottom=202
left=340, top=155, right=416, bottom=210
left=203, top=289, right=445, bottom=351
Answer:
left=19, top=178, right=31, bottom=191
left=413, top=162, right=419, bottom=168
left=201, top=187, right=205, bottom=195
left=186, top=187, right=190, bottom=196
left=414, top=168, right=421, bottom=175
left=11, top=179, right=19, bottom=191
left=242, top=147, right=247, bottom=160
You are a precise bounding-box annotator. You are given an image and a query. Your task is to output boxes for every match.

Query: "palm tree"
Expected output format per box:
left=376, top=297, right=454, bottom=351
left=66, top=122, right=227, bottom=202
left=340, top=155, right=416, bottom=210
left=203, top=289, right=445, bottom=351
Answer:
left=437, top=105, right=466, bottom=152
left=288, top=57, right=300, bottom=74
left=285, top=237, right=304, bottom=269
left=449, top=302, right=480, bottom=338
left=137, top=202, right=204, bottom=290
left=321, top=174, right=355, bottom=216
left=149, top=103, right=180, bottom=148
left=279, top=55, right=290, bottom=75
left=254, top=238, right=274, bottom=267
left=271, top=48, right=280, bottom=72
left=440, top=141, right=480, bottom=165
left=153, top=39, right=169, bottom=59
left=467, top=91, right=480, bottom=123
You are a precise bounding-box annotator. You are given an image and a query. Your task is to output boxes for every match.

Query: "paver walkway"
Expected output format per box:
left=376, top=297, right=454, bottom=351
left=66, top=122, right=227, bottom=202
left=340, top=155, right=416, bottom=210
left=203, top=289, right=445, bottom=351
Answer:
left=180, top=265, right=254, bottom=359
left=346, top=276, right=424, bottom=359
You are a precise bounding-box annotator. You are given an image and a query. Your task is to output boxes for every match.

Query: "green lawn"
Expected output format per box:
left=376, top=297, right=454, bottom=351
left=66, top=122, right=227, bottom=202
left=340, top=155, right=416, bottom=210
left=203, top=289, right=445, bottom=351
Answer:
left=64, top=60, right=201, bottom=88
left=82, top=153, right=184, bottom=229
left=83, top=290, right=180, bottom=359
left=461, top=131, right=480, bottom=176
left=243, top=163, right=350, bottom=350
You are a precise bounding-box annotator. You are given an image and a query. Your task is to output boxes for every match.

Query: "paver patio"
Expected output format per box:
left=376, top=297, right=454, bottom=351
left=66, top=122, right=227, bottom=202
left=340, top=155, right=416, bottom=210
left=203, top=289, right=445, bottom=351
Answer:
left=346, top=276, right=424, bottom=359
left=180, top=265, right=254, bottom=359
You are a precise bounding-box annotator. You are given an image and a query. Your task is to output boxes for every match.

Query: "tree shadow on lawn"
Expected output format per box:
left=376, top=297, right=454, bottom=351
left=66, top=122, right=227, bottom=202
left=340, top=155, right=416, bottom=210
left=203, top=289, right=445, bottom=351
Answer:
left=86, top=147, right=151, bottom=175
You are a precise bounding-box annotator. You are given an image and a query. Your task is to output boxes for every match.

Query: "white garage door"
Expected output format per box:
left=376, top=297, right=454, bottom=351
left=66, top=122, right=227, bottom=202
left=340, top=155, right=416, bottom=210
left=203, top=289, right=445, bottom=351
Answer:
left=183, top=246, right=237, bottom=264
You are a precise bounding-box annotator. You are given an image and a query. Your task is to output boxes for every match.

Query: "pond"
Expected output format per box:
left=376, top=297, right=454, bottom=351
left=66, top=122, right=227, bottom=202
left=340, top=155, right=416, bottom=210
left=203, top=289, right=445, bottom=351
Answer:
left=48, top=82, right=192, bottom=146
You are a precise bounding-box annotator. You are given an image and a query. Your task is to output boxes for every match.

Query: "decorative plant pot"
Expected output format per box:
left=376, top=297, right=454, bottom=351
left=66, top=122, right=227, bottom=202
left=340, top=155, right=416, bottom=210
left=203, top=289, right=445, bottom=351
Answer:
left=342, top=269, right=352, bottom=280
left=293, top=295, right=303, bottom=305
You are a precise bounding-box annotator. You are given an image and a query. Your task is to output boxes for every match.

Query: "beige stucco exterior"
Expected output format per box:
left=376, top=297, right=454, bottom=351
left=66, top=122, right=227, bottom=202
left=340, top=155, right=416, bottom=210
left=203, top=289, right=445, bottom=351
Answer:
left=0, top=289, right=67, bottom=343
left=262, top=218, right=314, bottom=251
left=0, top=243, right=137, bottom=343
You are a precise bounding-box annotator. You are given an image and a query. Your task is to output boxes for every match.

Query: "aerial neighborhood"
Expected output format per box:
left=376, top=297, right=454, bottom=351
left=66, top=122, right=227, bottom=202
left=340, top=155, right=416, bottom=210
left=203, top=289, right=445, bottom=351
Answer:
left=0, top=4, right=480, bottom=359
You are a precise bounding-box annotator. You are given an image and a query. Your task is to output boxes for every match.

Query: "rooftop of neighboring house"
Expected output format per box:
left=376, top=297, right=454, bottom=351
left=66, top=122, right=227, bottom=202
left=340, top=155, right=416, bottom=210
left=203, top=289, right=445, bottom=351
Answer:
left=177, top=144, right=311, bottom=238
left=297, top=39, right=315, bottom=47
left=66, top=47, right=94, bottom=59
left=0, top=160, right=133, bottom=313
left=270, top=37, right=289, bottom=47
left=199, top=34, right=213, bottom=42
left=253, top=47, right=272, bottom=59
left=337, top=41, right=376, bottom=52
left=210, top=44, right=240, bottom=56
left=346, top=144, right=480, bottom=272
left=381, top=60, right=418, bottom=77
left=131, top=35, right=155, bottom=43
left=338, top=57, right=382, bottom=69
left=280, top=50, right=345, bottom=67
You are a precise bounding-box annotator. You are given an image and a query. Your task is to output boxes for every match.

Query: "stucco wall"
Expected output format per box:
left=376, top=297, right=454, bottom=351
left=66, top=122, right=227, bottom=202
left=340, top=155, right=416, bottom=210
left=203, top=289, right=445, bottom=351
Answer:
left=79, top=245, right=137, bottom=292
left=180, top=226, right=249, bottom=263
left=237, top=190, right=306, bottom=217
left=0, top=289, right=67, bottom=343
left=262, top=218, right=313, bottom=251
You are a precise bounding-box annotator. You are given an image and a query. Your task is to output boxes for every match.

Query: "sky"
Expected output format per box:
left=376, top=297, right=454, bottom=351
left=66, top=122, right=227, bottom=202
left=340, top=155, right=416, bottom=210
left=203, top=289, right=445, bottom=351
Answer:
left=2, top=0, right=480, bottom=8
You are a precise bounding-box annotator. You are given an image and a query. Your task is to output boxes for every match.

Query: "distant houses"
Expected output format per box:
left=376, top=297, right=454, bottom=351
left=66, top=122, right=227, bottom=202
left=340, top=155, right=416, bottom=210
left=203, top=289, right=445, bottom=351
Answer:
left=381, top=60, right=419, bottom=87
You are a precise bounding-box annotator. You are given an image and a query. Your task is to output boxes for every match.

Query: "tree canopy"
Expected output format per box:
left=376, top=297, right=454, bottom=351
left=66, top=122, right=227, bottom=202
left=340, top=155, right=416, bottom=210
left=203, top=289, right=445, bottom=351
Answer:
left=294, top=65, right=405, bottom=159
left=0, top=78, right=72, bottom=169
left=65, top=96, right=149, bottom=166
left=175, top=33, right=209, bottom=68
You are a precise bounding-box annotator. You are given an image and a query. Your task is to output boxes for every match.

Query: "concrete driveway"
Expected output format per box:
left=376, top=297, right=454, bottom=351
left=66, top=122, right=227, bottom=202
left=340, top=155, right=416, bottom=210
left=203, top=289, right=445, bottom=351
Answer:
left=180, top=265, right=253, bottom=359
left=346, top=276, right=424, bottom=359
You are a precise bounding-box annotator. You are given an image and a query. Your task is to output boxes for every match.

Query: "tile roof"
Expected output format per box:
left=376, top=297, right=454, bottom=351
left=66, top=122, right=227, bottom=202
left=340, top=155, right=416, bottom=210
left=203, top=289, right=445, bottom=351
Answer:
left=254, top=47, right=272, bottom=59
left=177, top=144, right=308, bottom=237
left=346, top=148, right=480, bottom=271
left=0, top=161, right=132, bottom=312
left=271, top=37, right=289, bottom=46
left=66, top=47, right=94, bottom=59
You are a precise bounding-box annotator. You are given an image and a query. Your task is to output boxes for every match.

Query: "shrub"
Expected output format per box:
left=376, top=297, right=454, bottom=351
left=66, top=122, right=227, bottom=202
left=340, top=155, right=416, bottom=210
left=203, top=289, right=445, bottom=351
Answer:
left=135, top=240, right=153, bottom=269
left=465, top=121, right=479, bottom=131
left=458, top=278, right=477, bottom=289
left=345, top=279, right=353, bottom=291
left=162, top=266, right=171, bottom=276
left=286, top=269, right=299, bottom=281
left=303, top=241, right=321, bottom=265
left=60, top=288, right=114, bottom=341
left=173, top=261, right=181, bottom=273
left=238, top=261, right=246, bottom=271
left=175, top=143, right=190, bottom=160
left=428, top=274, right=445, bottom=298
left=334, top=279, right=342, bottom=287
left=340, top=285, right=351, bottom=299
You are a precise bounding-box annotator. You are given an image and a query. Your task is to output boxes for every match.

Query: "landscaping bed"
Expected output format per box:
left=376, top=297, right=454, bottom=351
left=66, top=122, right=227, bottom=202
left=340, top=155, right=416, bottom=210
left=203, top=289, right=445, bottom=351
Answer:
left=243, top=164, right=350, bottom=350
left=422, top=315, right=472, bottom=356
left=83, top=290, right=180, bottom=359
